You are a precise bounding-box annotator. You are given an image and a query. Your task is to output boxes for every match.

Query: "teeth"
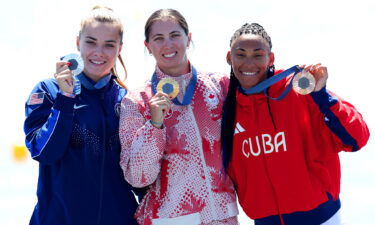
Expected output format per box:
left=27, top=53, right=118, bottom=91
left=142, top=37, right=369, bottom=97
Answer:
left=90, top=60, right=105, bottom=65
left=242, top=72, right=257, bottom=76
left=164, top=52, right=176, bottom=58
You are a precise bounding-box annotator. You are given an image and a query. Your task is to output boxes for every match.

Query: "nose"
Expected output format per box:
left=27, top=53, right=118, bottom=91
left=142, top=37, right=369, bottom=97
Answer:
left=163, top=38, right=173, bottom=48
left=244, top=57, right=255, bottom=65
left=93, top=45, right=105, bottom=57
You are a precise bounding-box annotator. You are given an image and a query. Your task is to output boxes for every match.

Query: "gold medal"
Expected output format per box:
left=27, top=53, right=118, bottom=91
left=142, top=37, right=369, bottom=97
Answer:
left=293, top=70, right=316, bottom=95
left=156, top=78, right=180, bottom=99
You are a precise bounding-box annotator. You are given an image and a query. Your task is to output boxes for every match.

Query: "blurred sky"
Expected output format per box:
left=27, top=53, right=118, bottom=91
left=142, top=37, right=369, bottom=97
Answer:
left=0, top=0, right=374, bottom=224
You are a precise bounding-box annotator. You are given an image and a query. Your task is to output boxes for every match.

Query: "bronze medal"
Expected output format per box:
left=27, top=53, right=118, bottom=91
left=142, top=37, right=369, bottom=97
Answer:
left=293, top=70, right=316, bottom=95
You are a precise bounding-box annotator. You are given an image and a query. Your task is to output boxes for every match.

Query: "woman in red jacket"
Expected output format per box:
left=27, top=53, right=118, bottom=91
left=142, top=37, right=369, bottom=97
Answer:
left=221, top=23, right=370, bottom=225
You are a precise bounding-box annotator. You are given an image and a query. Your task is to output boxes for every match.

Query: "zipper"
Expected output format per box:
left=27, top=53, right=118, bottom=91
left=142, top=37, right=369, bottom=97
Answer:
left=260, top=95, right=284, bottom=225
left=187, top=105, right=218, bottom=219
left=96, top=87, right=108, bottom=225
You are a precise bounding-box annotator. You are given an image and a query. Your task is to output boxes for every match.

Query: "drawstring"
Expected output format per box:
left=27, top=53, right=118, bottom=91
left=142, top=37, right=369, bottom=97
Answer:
left=279, top=214, right=286, bottom=225
left=266, top=97, right=277, bottom=130
left=266, top=92, right=285, bottom=225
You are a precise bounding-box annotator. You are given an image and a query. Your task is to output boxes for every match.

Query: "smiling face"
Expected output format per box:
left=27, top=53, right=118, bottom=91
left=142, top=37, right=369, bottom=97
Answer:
left=77, top=21, right=122, bottom=81
left=145, top=18, right=191, bottom=76
left=227, top=34, right=274, bottom=89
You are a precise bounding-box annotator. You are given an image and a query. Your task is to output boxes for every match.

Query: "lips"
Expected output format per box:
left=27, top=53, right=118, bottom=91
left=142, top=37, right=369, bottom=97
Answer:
left=89, top=59, right=106, bottom=65
left=241, top=71, right=257, bottom=76
left=163, top=52, right=177, bottom=58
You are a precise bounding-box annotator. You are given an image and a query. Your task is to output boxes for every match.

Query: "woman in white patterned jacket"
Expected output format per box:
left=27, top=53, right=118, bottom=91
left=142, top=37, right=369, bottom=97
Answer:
left=119, top=8, right=238, bottom=225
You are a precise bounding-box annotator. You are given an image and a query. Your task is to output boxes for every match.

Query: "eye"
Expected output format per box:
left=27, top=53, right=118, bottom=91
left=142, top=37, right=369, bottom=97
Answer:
left=85, top=40, right=95, bottom=45
left=153, top=37, right=163, bottom=41
left=171, top=33, right=181, bottom=38
left=105, top=44, right=115, bottom=48
left=236, top=53, right=245, bottom=57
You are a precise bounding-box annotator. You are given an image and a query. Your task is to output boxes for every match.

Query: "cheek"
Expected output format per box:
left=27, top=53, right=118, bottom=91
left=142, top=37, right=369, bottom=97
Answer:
left=177, top=41, right=188, bottom=51
left=105, top=48, right=119, bottom=58
left=231, top=58, right=242, bottom=69
left=79, top=45, right=93, bottom=58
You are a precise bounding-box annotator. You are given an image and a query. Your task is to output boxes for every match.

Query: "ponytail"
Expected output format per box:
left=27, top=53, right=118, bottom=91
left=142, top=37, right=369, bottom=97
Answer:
left=111, top=54, right=128, bottom=89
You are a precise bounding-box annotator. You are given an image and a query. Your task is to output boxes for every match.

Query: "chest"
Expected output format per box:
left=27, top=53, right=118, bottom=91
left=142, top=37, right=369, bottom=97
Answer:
left=233, top=94, right=314, bottom=158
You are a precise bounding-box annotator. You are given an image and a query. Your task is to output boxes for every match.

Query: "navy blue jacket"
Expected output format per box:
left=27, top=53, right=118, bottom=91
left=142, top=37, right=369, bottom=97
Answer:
left=24, top=73, right=139, bottom=225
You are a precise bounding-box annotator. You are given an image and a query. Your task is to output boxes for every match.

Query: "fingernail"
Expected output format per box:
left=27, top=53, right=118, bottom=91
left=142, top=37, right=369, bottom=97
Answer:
left=67, top=62, right=72, bottom=67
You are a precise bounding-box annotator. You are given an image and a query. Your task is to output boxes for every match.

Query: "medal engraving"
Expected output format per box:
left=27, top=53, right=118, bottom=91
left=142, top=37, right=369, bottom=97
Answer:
left=293, top=70, right=315, bottom=95
left=61, top=53, right=84, bottom=76
left=156, top=78, right=180, bottom=99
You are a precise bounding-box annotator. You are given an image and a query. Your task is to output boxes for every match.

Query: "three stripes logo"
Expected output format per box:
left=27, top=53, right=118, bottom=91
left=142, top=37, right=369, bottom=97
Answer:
left=234, top=123, right=245, bottom=135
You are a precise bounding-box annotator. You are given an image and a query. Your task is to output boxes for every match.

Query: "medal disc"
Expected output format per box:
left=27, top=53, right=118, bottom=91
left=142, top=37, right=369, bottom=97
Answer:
left=293, top=70, right=315, bottom=95
left=156, top=78, right=180, bottom=99
left=61, top=53, right=84, bottom=76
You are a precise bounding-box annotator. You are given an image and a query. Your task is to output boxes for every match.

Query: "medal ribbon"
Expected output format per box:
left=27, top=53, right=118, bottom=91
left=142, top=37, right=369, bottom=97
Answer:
left=240, top=65, right=302, bottom=100
left=151, top=66, right=198, bottom=105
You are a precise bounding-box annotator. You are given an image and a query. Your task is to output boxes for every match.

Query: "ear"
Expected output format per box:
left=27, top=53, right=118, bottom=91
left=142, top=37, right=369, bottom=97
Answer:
left=76, top=36, right=80, bottom=51
left=187, top=32, right=192, bottom=48
left=268, top=52, right=275, bottom=67
left=144, top=40, right=151, bottom=54
left=226, top=51, right=232, bottom=65
left=119, top=43, right=123, bottom=54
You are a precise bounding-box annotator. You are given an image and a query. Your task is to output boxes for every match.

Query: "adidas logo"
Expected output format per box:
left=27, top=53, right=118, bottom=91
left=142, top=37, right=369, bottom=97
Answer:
left=234, top=122, right=245, bottom=135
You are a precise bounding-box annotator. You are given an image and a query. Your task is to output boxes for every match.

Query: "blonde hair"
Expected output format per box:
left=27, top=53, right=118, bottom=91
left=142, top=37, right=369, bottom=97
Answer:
left=79, top=6, right=127, bottom=88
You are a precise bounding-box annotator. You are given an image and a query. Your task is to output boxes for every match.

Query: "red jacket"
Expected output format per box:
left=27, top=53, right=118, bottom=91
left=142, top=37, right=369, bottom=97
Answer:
left=228, top=73, right=370, bottom=220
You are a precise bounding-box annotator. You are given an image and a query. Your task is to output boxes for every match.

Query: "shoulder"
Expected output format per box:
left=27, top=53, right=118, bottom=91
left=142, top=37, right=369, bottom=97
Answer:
left=110, top=79, right=128, bottom=102
left=197, top=70, right=230, bottom=96
left=199, top=70, right=229, bottom=81
left=198, top=70, right=229, bottom=86
left=32, top=78, right=59, bottom=92
left=121, top=82, right=152, bottom=110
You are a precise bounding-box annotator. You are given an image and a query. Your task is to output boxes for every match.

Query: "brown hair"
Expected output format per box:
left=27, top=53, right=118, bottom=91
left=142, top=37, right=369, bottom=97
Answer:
left=144, top=9, right=189, bottom=43
left=79, top=6, right=127, bottom=88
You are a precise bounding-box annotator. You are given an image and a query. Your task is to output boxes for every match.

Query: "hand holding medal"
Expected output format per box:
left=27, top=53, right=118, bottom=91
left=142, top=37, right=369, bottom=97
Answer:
left=296, top=63, right=327, bottom=94
left=150, top=78, right=179, bottom=128
left=55, top=53, right=84, bottom=94
left=149, top=92, right=172, bottom=128
left=241, top=64, right=328, bottom=100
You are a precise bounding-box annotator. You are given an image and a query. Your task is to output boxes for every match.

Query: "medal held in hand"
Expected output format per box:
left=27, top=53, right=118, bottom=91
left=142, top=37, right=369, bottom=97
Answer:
left=292, top=70, right=316, bottom=95
left=61, top=53, right=84, bottom=76
left=156, top=78, right=180, bottom=99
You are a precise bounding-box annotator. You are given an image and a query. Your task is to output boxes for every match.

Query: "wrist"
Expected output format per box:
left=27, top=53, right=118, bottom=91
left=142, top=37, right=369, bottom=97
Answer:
left=60, top=90, right=76, bottom=98
left=150, top=120, right=163, bottom=129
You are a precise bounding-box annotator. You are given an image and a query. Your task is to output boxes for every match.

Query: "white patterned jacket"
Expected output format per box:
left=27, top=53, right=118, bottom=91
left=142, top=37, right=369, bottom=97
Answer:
left=119, top=66, right=238, bottom=225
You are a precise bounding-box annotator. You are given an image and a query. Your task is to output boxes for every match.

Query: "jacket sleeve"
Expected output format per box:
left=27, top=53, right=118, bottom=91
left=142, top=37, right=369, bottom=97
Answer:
left=24, top=81, right=76, bottom=164
left=310, top=87, right=370, bottom=152
left=119, top=94, right=166, bottom=188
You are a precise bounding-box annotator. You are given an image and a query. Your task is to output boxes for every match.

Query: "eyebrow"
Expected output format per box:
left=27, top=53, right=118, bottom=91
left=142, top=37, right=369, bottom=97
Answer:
left=235, top=47, right=265, bottom=52
left=151, top=30, right=182, bottom=39
left=85, top=36, right=117, bottom=43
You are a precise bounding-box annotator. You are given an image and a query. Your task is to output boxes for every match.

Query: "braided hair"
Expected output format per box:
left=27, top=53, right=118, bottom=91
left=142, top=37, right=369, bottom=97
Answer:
left=221, top=23, right=273, bottom=171
left=229, top=23, right=272, bottom=49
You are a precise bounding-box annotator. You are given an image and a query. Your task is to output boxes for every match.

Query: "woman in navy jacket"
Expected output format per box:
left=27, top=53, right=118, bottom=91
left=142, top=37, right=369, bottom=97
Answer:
left=24, top=6, right=140, bottom=225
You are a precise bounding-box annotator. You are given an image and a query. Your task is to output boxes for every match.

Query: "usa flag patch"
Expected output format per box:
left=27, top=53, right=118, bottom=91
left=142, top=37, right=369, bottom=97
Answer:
left=28, top=93, right=45, bottom=105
